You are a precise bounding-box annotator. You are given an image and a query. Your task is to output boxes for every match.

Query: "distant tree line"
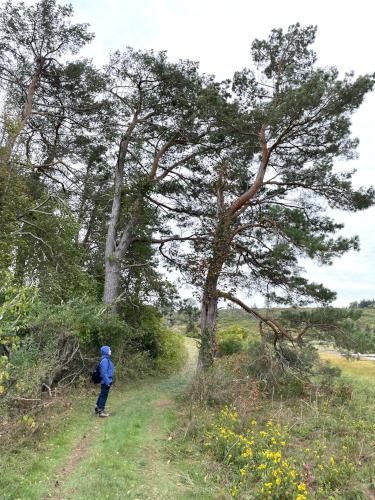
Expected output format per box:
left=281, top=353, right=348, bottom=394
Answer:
left=349, top=299, right=375, bottom=309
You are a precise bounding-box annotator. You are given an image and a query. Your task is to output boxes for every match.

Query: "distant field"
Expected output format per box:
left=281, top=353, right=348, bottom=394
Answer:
left=320, top=352, right=375, bottom=381
left=218, top=305, right=375, bottom=337
left=217, top=307, right=277, bottom=334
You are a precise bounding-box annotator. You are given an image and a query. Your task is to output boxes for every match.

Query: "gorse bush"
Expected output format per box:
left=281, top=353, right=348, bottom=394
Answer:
left=204, top=405, right=358, bottom=499
left=218, top=326, right=249, bottom=342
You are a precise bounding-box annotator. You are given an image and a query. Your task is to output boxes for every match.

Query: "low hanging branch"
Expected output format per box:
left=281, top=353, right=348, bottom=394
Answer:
left=216, top=290, right=298, bottom=344
left=216, top=291, right=360, bottom=351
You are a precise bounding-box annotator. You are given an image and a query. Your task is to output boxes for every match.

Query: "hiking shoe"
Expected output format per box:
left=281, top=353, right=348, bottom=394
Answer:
left=98, top=411, right=109, bottom=418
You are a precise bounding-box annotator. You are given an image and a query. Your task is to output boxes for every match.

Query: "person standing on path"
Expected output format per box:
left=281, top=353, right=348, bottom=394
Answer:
left=95, top=345, right=115, bottom=417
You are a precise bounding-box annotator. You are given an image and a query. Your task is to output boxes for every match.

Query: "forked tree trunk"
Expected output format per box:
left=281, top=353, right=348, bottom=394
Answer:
left=103, top=215, right=136, bottom=312
left=102, top=110, right=140, bottom=311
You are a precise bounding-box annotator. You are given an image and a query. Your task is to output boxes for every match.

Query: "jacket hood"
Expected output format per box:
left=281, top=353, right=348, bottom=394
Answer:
left=100, top=346, right=111, bottom=355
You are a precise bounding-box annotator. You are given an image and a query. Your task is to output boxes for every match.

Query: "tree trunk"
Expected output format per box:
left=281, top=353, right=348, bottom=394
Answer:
left=2, top=60, right=44, bottom=163
left=103, top=257, right=121, bottom=310
left=0, top=60, right=44, bottom=206
left=198, top=218, right=230, bottom=368
left=103, top=212, right=137, bottom=311
left=102, top=111, right=140, bottom=310
left=199, top=274, right=220, bottom=369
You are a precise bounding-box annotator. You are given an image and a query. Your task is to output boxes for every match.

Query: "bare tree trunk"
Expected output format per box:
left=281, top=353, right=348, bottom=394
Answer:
left=102, top=110, right=140, bottom=310
left=103, top=258, right=121, bottom=307
left=103, top=211, right=138, bottom=311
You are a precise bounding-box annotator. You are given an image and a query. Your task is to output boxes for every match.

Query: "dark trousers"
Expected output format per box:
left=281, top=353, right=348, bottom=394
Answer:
left=96, top=384, right=110, bottom=411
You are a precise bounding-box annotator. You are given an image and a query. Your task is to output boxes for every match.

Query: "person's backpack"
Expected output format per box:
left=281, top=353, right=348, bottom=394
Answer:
left=91, top=363, right=101, bottom=384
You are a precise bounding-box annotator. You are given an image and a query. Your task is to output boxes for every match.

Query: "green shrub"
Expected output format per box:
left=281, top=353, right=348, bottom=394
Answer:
left=185, top=323, right=200, bottom=339
left=245, top=340, right=319, bottom=397
left=154, top=330, right=187, bottom=374
left=189, top=354, right=261, bottom=407
left=218, top=325, right=249, bottom=342
left=218, top=338, right=243, bottom=356
left=124, top=352, right=154, bottom=379
left=217, top=325, right=251, bottom=357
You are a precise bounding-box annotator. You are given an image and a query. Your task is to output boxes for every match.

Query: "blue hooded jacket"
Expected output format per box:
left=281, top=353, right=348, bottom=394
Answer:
left=99, top=346, right=115, bottom=386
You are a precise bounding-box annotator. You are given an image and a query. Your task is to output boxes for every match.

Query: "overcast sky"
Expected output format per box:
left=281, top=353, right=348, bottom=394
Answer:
left=69, top=0, right=375, bottom=306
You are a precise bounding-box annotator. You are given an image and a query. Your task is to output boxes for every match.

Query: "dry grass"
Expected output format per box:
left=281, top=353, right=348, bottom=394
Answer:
left=320, top=352, right=375, bottom=380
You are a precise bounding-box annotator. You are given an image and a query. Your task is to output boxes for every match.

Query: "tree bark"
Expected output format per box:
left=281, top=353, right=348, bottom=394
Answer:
left=103, top=257, right=121, bottom=308
left=103, top=212, right=137, bottom=311
left=198, top=219, right=230, bottom=368
left=102, top=109, right=140, bottom=310
left=199, top=274, right=220, bottom=369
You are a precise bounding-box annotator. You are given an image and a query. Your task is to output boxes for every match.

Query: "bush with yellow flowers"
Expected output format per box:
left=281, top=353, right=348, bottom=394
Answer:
left=204, top=405, right=357, bottom=499
left=205, top=405, right=307, bottom=499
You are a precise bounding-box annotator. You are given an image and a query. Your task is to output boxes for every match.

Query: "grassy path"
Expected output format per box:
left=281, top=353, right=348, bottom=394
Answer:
left=1, top=339, right=222, bottom=500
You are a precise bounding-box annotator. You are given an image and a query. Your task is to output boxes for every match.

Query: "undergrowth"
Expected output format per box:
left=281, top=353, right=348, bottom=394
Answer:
left=180, top=352, right=375, bottom=499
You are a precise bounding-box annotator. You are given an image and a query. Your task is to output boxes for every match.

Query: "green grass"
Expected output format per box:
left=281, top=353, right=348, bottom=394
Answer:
left=0, top=339, right=223, bottom=500
left=2, top=336, right=374, bottom=499
left=0, top=394, right=96, bottom=499
left=180, top=343, right=375, bottom=499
